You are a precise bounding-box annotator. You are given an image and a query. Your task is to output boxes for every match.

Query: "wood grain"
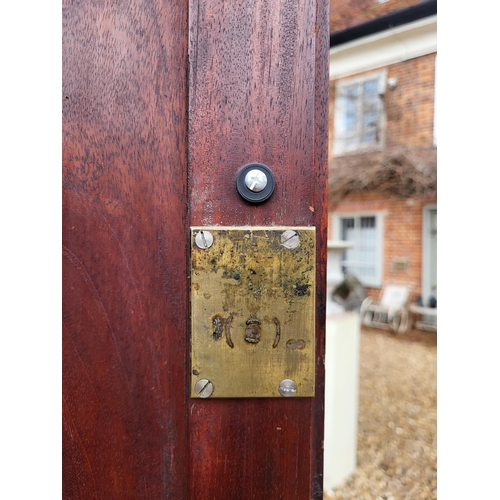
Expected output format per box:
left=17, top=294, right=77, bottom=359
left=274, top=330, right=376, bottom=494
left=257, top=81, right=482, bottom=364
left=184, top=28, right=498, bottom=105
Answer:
left=63, top=0, right=328, bottom=497
left=62, top=1, right=190, bottom=498
left=311, top=0, right=330, bottom=496
left=188, top=0, right=329, bottom=498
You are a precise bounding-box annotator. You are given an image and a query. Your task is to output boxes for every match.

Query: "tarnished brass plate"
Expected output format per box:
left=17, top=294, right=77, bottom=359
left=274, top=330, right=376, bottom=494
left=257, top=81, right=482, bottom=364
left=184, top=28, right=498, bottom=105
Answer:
left=190, top=227, right=316, bottom=398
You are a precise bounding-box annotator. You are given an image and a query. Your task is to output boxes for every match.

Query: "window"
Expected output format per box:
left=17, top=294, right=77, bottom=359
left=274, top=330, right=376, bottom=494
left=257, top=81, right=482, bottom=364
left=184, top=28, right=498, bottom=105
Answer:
left=333, top=70, right=386, bottom=155
left=333, top=212, right=384, bottom=287
left=433, top=55, right=437, bottom=146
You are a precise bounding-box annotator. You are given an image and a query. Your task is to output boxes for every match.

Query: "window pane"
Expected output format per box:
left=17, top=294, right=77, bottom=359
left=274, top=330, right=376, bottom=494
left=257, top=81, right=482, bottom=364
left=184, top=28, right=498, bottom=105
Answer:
left=344, top=110, right=358, bottom=132
left=361, top=91, right=379, bottom=145
left=361, top=131, right=376, bottom=143
left=363, top=79, right=378, bottom=96
left=360, top=216, right=375, bottom=228
left=362, top=109, right=377, bottom=128
left=345, top=84, right=359, bottom=99
left=362, top=266, right=375, bottom=277
left=343, top=85, right=359, bottom=133
left=340, top=216, right=379, bottom=285
left=342, top=218, right=355, bottom=233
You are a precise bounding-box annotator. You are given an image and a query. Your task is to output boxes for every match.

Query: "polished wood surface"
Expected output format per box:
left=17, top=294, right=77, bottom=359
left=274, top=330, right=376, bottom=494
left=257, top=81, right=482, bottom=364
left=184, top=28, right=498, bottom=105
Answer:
left=63, top=0, right=328, bottom=497
left=188, top=0, right=329, bottom=498
left=62, top=1, right=190, bottom=498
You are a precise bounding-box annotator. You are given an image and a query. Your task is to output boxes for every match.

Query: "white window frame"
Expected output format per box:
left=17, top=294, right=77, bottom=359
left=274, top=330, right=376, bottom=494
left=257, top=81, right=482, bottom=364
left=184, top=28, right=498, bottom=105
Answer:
left=332, top=211, right=385, bottom=288
left=421, top=203, right=437, bottom=306
left=433, top=55, right=437, bottom=146
left=333, top=70, right=387, bottom=156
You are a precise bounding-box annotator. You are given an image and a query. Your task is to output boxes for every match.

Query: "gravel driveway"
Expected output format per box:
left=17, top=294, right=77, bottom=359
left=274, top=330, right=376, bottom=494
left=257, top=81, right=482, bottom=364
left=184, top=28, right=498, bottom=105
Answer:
left=325, top=327, right=437, bottom=500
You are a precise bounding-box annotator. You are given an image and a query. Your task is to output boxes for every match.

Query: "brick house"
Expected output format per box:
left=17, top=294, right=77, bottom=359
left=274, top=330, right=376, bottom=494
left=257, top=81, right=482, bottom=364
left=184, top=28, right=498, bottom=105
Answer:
left=327, top=0, right=437, bottom=307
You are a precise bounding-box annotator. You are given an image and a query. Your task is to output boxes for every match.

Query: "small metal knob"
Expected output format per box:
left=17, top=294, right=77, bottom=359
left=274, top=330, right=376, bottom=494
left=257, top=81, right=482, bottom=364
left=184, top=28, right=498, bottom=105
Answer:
left=236, top=163, right=276, bottom=203
left=244, top=169, right=268, bottom=192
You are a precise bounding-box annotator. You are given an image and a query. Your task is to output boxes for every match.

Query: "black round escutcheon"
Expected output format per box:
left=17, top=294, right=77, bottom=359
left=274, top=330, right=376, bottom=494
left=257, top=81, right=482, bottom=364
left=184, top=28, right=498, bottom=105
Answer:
left=236, top=163, right=276, bottom=203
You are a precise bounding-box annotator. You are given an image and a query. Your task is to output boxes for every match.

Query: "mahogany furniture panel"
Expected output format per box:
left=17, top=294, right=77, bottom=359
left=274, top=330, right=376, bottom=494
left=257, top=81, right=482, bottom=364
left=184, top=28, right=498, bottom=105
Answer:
left=63, top=0, right=328, bottom=497
left=62, top=1, right=190, bottom=498
left=187, top=0, right=329, bottom=498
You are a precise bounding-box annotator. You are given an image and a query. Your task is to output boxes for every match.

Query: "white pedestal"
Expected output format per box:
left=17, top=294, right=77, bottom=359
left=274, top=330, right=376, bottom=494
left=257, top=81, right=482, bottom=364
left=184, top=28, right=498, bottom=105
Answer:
left=323, top=311, right=361, bottom=495
left=326, top=240, right=354, bottom=315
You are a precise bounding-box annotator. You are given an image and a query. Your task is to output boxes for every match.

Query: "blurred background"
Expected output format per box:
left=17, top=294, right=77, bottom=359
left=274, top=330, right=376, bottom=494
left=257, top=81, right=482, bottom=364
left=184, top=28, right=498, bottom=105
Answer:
left=323, top=1, right=437, bottom=498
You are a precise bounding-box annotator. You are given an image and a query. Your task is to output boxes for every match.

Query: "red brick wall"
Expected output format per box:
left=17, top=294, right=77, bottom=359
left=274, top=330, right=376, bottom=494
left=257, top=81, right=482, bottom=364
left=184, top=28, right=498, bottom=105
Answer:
left=328, top=191, right=436, bottom=301
left=330, top=0, right=422, bottom=33
left=385, top=54, right=436, bottom=147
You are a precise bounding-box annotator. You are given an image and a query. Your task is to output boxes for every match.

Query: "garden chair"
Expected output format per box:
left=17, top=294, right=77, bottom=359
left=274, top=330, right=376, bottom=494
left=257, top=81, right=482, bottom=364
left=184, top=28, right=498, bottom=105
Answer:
left=359, top=284, right=410, bottom=333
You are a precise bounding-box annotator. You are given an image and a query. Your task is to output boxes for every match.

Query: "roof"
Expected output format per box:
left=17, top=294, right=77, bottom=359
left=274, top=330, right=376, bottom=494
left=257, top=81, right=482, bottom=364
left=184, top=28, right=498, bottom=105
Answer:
left=330, top=0, right=437, bottom=47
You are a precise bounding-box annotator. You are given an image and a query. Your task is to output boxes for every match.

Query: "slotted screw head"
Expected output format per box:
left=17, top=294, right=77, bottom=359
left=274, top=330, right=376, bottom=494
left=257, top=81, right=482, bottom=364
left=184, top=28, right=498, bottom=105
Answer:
left=244, top=169, right=268, bottom=193
left=195, top=231, right=213, bottom=249
left=278, top=379, right=297, bottom=397
left=281, top=230, right=299, bottom=249
left=194, top=379, right=214, bottom=398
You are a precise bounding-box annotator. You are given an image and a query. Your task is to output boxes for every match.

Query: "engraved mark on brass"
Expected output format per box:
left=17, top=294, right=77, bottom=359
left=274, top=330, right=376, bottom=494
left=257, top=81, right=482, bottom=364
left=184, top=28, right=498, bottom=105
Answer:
left=272, top=317, right=281, bottom=348
left=293, top=283, right=310, bottom=296
left=245, top=317, right=261, bottom=344
left=190, top=226, right=316, bottom=398
left=286, top=339, right=306, bottom=350
left=225, top=314, right=234, bottom=348
left=212, top=315, right=224, bottom=341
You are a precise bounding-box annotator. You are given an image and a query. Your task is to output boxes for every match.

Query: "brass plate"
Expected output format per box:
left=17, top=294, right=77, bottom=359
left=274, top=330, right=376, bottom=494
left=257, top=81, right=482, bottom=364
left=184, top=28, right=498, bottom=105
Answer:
left=190, top=227, right=316, bottom=398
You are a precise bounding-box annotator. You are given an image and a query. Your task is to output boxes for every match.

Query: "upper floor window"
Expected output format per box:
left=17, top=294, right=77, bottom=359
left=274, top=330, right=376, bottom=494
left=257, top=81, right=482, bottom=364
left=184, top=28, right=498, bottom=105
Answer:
left=333, top=70, right=387, bottom=156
